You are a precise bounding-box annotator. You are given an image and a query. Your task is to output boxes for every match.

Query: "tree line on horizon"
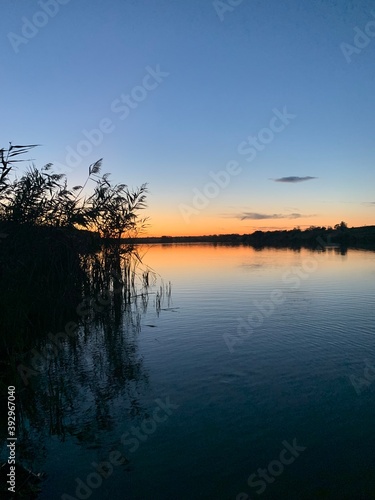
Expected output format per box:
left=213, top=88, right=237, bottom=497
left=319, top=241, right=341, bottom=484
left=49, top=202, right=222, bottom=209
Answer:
left=139, top=221, right=375, bottom=248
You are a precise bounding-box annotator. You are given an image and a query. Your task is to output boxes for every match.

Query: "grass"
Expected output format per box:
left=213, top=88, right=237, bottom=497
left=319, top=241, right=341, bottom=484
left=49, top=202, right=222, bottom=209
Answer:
left=0, top=143, right=153, bottom=401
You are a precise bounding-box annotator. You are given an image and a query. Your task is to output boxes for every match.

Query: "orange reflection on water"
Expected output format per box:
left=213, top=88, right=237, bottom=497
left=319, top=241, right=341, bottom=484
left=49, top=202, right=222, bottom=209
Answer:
left=134, top=243, right=375, bottom=286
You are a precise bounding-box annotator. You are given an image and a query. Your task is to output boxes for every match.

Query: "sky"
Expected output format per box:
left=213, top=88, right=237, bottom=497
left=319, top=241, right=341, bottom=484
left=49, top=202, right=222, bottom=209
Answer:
left=1, top=0, right=375, bottom=236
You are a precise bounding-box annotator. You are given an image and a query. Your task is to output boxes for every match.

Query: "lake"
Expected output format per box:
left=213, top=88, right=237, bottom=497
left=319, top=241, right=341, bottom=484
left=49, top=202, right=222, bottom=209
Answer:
left=6, top=244, right=375, bottom=499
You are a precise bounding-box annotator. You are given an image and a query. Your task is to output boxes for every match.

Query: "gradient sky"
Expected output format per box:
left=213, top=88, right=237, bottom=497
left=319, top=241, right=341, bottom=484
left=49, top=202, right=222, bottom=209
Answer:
left=2, top=0, right=375, bottom=236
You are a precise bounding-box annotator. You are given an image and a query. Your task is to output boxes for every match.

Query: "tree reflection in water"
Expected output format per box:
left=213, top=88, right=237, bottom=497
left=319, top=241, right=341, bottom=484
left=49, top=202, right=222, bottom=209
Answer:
left=0, top=242, right=170, bottom=494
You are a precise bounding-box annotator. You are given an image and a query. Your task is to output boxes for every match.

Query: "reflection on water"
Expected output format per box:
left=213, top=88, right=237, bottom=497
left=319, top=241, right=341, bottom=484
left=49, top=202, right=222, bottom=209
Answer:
left=1, top=243, right=375, bottom=499
left=0, top=244, right=170, bottom=497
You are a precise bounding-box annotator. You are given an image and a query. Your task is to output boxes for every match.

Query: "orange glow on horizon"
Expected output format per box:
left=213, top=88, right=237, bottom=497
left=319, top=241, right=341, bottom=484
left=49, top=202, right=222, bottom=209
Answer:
left=142, top=213, right=375, bottom=238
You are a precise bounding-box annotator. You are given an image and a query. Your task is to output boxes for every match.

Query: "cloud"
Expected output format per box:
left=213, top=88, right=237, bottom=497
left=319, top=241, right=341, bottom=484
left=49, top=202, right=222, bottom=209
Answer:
left=236, top=212, right=311, bottom=221
left=253, top=226, right=282, bottom=229
left=363, top=202, right=375, bottom=206
left=272, top=176, right=317, bottom=183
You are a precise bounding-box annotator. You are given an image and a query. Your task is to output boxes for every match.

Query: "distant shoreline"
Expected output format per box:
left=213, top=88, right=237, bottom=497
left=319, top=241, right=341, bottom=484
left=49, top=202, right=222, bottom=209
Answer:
left=2, top=222, right=375, bottom=250
left=121, top=225, right=375, bottom=249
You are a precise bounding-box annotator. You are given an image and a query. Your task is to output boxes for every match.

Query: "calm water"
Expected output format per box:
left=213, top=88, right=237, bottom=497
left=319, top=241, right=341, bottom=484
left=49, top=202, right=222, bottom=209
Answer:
left=7, top=244, right=375, bottom=499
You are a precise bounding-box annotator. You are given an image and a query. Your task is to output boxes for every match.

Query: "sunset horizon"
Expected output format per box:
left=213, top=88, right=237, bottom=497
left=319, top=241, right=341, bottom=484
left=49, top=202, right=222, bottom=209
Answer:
left=2, top=1, right=375, bottom=498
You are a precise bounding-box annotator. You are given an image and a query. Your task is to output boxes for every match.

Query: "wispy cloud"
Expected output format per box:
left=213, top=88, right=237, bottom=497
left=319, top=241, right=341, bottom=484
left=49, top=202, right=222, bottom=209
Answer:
left=272, top=176, right=317, bottom=183
left=242, top=224, right=316, bottom=231
left=363, top=201, right=375, bottom=206
left=232, top=212, right=314, bottom=221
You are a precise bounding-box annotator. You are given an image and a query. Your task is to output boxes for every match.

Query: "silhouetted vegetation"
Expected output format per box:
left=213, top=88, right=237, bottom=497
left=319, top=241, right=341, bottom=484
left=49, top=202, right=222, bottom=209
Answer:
left=0, top=143, right=151, bottom=377
left=126, top=223, right=375, bottom=250
left=0, top=144, right=148, bottom=237
left=0, top=147, right=169, bottom=496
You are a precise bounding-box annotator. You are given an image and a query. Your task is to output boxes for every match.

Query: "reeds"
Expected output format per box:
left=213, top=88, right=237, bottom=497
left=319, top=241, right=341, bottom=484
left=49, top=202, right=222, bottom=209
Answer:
left=0, top=143, right=150, bottom=354
left=0, top=144, right=148, bottom=239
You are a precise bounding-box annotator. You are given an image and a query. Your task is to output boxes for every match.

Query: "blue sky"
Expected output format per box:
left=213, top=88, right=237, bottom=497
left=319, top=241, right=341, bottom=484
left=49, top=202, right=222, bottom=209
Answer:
left=1, top=0, right=375, bottom=235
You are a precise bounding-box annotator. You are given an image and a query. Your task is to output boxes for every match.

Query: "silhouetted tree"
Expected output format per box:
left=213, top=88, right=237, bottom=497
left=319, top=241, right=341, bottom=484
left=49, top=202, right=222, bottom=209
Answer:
left=334, top=221, right=348, bottom=231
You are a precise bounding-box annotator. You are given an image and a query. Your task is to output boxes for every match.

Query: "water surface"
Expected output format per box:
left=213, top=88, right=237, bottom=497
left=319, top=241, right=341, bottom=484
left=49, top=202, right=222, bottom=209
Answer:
left=6, top=244, right=375, bottom=499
